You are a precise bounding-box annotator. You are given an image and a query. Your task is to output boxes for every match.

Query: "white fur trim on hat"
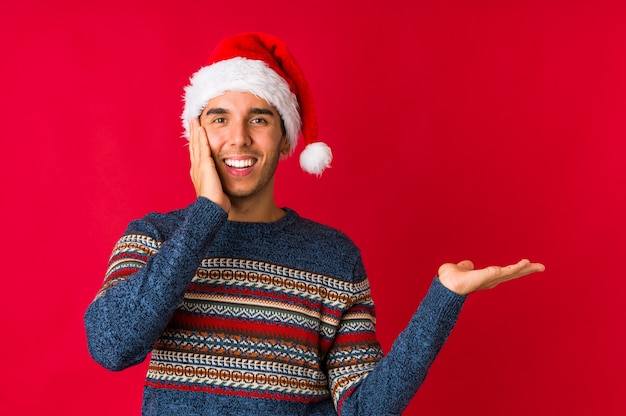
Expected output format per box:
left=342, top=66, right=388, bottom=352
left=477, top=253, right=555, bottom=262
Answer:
left=181, top=57, right=301, bottom=154
left=299, top=142, right=332, bottom=176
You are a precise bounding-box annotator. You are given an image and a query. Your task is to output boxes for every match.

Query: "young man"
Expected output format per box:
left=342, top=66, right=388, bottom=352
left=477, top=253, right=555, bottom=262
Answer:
left=84, top=33, right=544, bottom=415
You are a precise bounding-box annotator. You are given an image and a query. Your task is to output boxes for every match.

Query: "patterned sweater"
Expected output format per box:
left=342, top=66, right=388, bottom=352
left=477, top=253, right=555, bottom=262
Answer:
left=84, top=197, right=466, bottom=415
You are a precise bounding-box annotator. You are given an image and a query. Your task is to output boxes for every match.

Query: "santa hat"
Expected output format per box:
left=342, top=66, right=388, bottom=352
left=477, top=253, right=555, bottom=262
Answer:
left=181, top=32, right=332, bottom=176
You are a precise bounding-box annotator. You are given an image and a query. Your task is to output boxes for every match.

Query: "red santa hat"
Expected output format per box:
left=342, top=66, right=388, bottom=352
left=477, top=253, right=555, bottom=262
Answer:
left=182, top=32, right=332, bottom=176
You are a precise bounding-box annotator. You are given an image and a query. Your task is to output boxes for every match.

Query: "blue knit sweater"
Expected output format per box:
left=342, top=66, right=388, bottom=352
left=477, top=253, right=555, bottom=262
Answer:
left=85, top=197, right=466, bottom=415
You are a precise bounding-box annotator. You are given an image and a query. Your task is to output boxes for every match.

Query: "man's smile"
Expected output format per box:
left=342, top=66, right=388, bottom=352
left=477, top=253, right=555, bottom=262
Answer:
left=224, top=157, right=257, bottom=169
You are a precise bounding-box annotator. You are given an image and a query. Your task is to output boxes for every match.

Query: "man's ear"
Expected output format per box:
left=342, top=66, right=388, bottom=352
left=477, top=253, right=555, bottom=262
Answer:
left=280, top=137, right=291, bottom=156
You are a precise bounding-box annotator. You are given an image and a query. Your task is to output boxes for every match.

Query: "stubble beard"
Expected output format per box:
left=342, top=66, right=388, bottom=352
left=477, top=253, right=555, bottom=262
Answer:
left=221, top=151, right=281, bottom=201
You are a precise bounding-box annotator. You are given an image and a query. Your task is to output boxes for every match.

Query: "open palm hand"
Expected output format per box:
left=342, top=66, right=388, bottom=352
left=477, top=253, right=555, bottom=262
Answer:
left=438, top=259, right=545, bottom=295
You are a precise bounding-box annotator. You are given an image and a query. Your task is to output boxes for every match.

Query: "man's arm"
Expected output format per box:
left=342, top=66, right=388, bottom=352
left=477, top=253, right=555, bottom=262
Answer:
left=336, top=259, right=544, bottom=415
left=333, top=277, right=464, bottom=416
left=85, top=117, right=233, bottom=371
left=84, top=198, right=228, bottom=371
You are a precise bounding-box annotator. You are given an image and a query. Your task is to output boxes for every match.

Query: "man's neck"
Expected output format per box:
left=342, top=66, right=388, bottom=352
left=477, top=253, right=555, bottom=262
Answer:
left=227, top=196, right=285, bottom=223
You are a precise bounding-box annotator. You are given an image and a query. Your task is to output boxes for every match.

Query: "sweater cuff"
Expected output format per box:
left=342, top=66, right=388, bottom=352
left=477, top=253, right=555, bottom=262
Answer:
left=182, top=197, right=229, bottom=240
left=418, top=277, right=467, bottom=324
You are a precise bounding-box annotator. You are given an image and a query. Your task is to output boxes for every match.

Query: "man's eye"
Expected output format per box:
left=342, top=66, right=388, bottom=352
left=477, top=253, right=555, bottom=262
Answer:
left=213, top=117, right=226, bottom=123
left=251, top=118, right=267, bottom=124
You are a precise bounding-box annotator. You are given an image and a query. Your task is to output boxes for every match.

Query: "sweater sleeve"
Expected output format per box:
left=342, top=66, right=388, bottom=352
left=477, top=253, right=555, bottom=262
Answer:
left=337, top=277, right=466, bottom=416
left=84, top=198, right=228, bottom=371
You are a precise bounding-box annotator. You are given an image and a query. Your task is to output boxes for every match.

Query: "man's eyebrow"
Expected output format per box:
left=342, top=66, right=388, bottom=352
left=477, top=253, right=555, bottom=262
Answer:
left=249, top=108, right=276, bottom=116
left=204, top=108, right=228, bottom=115
left=203, top=108, right=275, bottom=116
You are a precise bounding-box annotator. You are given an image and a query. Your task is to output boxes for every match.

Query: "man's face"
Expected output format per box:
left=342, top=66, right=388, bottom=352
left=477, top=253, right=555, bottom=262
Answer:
left=199, top=91, right=290, bottom=201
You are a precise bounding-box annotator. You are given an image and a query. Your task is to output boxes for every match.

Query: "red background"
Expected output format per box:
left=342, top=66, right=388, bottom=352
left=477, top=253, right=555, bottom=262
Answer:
left=1, top=0, right=624, bottom=414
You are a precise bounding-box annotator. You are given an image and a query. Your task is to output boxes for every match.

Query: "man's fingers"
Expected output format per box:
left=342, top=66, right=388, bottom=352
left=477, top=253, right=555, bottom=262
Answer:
left=488, top=259, right=545, bottom=286
left=187, top=119, right=193, bottom=153
left=457, top=260, right=474, bottom=271
left=189, top=118, right=213, bottom=168
left=195, top=120, right=212, bottom=162
left=188, top=118, right=200, bottom=160
left=507, top=259, right=545, bottom=277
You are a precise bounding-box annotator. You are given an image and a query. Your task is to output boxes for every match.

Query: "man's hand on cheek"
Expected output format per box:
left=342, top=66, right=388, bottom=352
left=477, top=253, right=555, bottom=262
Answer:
left=188, top=118, right=231, bottom=213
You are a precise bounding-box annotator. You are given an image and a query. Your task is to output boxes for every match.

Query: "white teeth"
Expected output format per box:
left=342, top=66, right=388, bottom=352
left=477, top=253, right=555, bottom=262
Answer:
left=225, top=158, right=255, bottom=168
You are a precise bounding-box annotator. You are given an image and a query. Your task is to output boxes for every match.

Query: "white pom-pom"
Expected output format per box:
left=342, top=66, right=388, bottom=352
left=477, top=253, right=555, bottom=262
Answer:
left=299, top=142, right=333, bottom=176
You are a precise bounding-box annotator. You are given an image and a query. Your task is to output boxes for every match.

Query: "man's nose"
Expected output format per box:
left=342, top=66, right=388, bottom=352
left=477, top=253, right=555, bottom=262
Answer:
left=228, top=122, right=252, bottom=147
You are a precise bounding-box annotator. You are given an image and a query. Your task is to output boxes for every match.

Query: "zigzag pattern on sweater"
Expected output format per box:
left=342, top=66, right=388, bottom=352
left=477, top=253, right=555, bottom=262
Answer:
left=145, top=255, right=381, bottom=404
left=96, top=234, right=162, bottom=299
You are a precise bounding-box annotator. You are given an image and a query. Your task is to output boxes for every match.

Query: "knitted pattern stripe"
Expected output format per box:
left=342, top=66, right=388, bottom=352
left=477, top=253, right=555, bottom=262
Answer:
left=141, top=256, right=381, bottom=404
